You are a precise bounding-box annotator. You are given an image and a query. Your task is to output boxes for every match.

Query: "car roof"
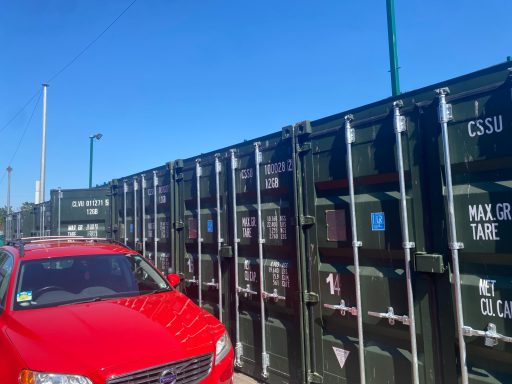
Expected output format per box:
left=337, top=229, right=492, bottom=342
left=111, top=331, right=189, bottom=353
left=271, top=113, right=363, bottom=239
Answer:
left=2, top=238, right=136, bottom=261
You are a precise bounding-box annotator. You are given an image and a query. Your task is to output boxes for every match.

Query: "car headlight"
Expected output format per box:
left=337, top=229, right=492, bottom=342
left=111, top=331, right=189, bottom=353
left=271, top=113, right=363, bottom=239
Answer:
left=19, top=369, right=93, bottom=384
left=215, top=331, right=232, bottom=365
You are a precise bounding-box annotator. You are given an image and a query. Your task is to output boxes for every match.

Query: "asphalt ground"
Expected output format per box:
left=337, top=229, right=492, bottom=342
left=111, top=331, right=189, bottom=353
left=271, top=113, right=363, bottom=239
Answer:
left=234, top=372, right=262, bottom=383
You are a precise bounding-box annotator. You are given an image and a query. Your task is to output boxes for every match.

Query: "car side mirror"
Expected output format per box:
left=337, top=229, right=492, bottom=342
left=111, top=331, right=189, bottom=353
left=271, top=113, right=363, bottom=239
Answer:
left=167, top=273, right=181, bottom=288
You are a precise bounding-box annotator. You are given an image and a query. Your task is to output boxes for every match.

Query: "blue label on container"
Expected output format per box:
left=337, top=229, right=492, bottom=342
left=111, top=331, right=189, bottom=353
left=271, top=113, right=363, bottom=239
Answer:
left=207, top=219, right=214, bottom=233
left=371, top=212, right=385, bottom=231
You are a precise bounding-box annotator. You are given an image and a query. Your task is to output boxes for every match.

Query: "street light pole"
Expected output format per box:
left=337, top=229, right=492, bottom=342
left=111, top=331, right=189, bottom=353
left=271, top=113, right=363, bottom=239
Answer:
left=39, top=84, right=49, bottom=203
left=6, top=166, right=12, bottom=215
left=89, top=133, right=103, bottom=188
left=386, top=0, right=401, bottom=96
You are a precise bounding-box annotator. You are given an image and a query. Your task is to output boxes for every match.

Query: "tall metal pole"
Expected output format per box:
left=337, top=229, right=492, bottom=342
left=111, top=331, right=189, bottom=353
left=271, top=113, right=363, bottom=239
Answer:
left=89, top=136, right=94, bottom=188
left=386, top=0, right=401, bottom=96
left=88, top=133, right=102, bottom=188
left=6, top=166, right=12, bottom=214
left=39, top=84, right=48, bottom=204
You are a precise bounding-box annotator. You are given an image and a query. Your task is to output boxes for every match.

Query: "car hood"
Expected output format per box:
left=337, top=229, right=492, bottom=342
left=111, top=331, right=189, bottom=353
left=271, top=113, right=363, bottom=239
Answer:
left=6, top=291, right=223, bottom=379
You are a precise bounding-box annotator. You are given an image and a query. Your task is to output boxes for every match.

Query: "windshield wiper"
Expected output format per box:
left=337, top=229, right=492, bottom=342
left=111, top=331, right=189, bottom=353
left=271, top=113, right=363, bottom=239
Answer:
left=143, top=288, right=171, bottom=295
left=59, top=296, right=111, bottom=306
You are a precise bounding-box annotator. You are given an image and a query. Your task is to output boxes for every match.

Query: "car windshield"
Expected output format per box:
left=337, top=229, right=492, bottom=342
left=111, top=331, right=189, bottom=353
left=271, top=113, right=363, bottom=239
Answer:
left=13, top=254, right=170, bottom=310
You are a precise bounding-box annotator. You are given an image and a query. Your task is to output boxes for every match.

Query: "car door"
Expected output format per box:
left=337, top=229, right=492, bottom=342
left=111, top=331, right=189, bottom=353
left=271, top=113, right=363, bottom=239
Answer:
left=0, top=251, right=20, bottom=382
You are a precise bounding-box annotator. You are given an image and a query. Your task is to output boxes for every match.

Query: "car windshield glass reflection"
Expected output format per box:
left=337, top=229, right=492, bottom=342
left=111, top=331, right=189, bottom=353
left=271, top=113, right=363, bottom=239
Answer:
left=13, top=254, right=170, bottom=310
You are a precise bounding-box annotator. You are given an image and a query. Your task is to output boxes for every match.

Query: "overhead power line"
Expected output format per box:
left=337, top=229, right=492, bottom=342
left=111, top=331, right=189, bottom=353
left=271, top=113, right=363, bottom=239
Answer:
left=47, top=0, right=139, bottom=83
left=0, top=90, right=40, bottom=135
left=0, top=0, right=139, bottom=136
left=0, top=90, right=43, bottom=186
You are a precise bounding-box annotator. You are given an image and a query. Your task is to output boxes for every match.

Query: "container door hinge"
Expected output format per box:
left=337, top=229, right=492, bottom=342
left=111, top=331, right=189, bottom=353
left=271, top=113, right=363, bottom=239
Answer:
left=307, top=372, right=323, bottom=383
left=303, top=291, right=319, bottom=304
left=300, top=215, right=315, bottom=227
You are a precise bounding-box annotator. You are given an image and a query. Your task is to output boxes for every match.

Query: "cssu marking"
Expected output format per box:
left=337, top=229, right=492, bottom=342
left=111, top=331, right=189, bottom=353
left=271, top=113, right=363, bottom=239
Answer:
left=467, top=115, right=503, bottom=137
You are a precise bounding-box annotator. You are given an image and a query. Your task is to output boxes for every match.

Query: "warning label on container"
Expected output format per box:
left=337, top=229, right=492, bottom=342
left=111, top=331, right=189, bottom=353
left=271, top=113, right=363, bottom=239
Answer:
left=332, top=347, right=350, bottom=369
left=371, top=212, right=385, bottom=231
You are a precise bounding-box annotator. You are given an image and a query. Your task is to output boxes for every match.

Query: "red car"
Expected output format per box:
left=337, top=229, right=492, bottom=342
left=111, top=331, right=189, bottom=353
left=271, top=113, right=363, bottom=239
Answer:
left=0, top=238, right=234, bottom=384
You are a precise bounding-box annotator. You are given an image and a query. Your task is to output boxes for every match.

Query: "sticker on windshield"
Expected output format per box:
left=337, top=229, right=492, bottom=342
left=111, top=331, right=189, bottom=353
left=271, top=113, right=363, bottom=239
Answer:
left=17, top=291, right=33, bottom=302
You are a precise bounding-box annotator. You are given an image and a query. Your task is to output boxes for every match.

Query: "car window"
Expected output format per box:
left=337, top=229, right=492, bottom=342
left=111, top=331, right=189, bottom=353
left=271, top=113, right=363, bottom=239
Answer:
left=13, top=254, right=170, bottom=310
left=0, top=253, right=14, bottom=309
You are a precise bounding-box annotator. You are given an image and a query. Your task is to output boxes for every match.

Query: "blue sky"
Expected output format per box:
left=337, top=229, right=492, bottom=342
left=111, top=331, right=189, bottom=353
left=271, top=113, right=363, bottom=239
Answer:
left=1, top=0, right=511, bottom=208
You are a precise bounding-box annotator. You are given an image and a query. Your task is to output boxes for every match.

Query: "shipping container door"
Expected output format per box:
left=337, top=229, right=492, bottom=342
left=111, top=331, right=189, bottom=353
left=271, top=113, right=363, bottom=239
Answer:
left=33, top=202, right=50, bottom=237
left=177, top=154, right=229, bottom=322
left=5, top=215, right=13, bottom=241
left=119, top=178, right=138, bottom=250
left=144, top=166, right=172, bottom=272
left=428, top=72, right=512, bottom=383
left=299, top=103, right=442, bottom=383
left=229, top=130, right=305, bottom=383
left=21, top=209, right=34, bottom=238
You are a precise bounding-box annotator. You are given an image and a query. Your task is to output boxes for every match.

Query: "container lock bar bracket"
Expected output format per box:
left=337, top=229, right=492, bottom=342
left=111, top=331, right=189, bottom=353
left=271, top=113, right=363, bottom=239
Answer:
left=323, top=300, right=358, bottom=316
left=463, top=323, right=512, bottom=347
left=237, top=284, right=257, bottom=297
left=368, top=307, right=410, bottom=326
left=262, top=289, right=285, bottom=302
left=203, top=279, right=219, bottom=289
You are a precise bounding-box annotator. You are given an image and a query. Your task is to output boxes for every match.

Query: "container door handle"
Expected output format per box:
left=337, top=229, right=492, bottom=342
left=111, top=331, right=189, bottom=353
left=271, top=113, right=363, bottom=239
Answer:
left=237, top=284, right=257, bottom=297
left=262, top=289, right=286, bottom=302
left=324, top=300, right=358, bottom=316
left=368, top=307, right=410, bottom=326
left=463, top=323, right=512, bottom=347
left=185, top=276, right=199, bottom=285
left=203, top=278, right=219, bottom=289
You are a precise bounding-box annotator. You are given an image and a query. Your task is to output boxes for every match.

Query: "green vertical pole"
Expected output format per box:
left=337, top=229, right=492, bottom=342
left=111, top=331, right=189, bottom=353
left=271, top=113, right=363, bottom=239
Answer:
left=386, top=0, right=400, bottom=96
left=89, top=136, right=94, bottom=188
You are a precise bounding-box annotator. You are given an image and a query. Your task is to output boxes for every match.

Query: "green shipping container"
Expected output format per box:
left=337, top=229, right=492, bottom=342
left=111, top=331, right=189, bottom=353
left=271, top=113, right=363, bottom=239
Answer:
left=173, top=130, right=307, bottom=382
left=50, top=188, right=112, bottom=238
left=101, top=61, right=512, bottom=383
left=33, top=201, right=51, bottom=237
left=295, top=62, right=512, bottom=383
left=111, top=164, right=173, bottom=272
